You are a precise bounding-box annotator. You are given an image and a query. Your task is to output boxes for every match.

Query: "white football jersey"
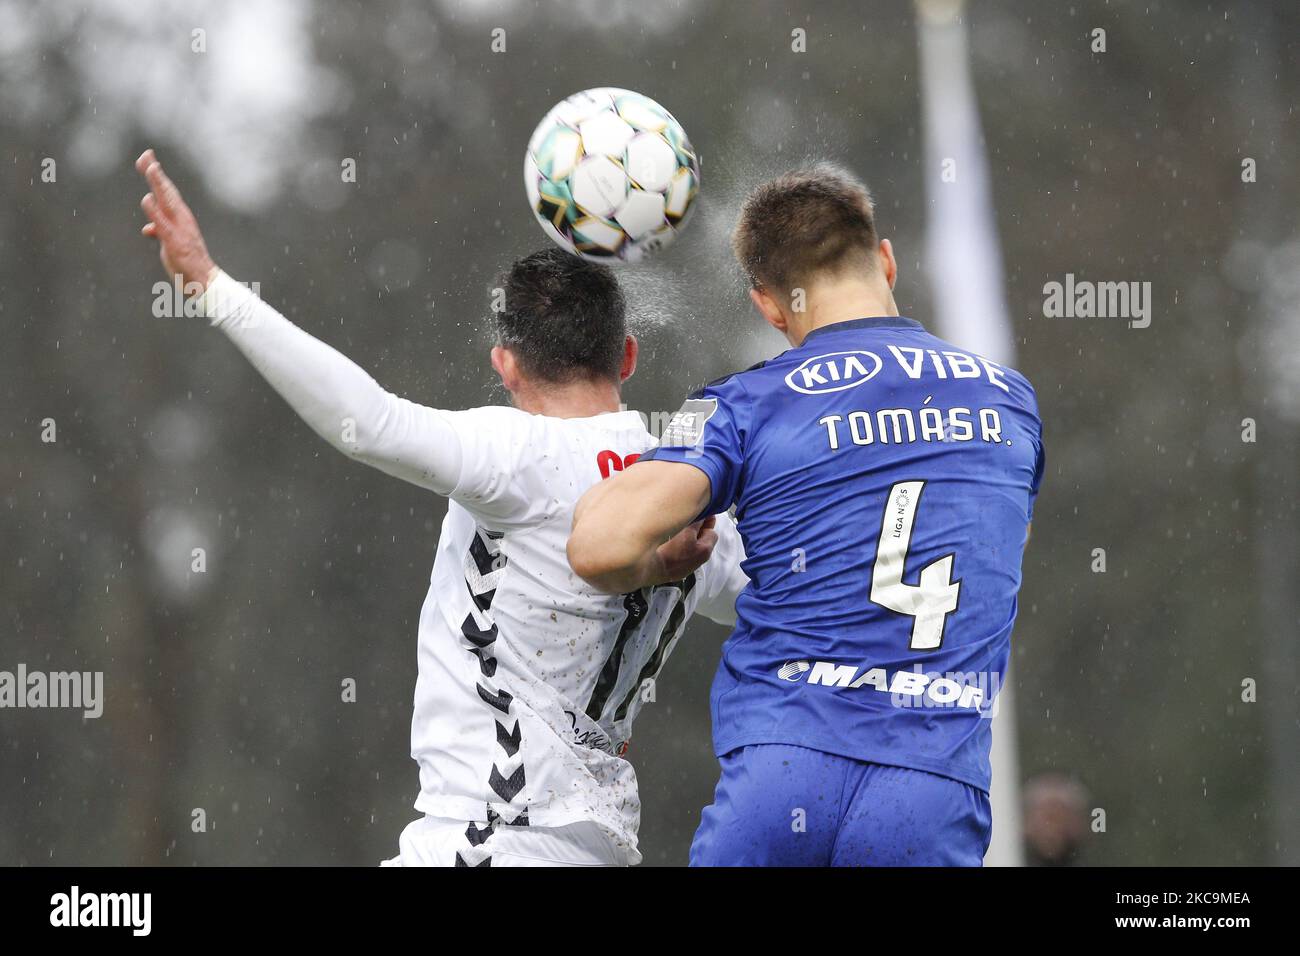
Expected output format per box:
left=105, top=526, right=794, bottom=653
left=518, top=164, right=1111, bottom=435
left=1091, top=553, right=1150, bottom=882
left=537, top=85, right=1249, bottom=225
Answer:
left=193, top=273, right=746, bottom=866
left=408, top=405, right=747, bottom=864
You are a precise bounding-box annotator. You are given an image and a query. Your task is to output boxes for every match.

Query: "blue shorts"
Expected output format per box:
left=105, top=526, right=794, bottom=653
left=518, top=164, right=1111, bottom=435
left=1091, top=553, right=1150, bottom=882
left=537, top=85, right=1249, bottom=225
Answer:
left=690, top=744, right=992, bottom=866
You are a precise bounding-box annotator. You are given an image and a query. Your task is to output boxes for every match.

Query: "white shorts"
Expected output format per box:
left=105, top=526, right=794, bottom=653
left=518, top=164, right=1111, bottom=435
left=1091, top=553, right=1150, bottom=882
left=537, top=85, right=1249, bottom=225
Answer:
left=381, top=814, right=630, bottom=867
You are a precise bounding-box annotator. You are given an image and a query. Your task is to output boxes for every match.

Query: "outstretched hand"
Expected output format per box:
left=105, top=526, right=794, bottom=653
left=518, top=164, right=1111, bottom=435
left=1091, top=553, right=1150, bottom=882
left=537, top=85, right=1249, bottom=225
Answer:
left=135, top=148, right=218, bottom=293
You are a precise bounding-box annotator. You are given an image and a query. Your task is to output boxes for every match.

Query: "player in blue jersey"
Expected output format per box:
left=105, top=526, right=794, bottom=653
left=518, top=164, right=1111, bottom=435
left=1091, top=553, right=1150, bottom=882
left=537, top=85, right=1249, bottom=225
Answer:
left=568, top=163, right=1044, bottom=866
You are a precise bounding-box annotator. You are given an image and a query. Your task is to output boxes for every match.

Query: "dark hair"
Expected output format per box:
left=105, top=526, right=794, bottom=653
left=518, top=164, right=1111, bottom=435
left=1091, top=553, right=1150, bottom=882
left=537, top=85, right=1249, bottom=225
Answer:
left=732, top=162, right=879, bottom=299
left=494, top=248, right=626, bottom=384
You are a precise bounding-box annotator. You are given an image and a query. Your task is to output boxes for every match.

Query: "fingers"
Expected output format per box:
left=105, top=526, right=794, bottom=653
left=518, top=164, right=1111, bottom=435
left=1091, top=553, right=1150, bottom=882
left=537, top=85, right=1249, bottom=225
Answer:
left=137, top=151, right=164, bottom=239
left=144, top=159, right=184, bottom=214
left=136, top=148, right=184, bottom=218
left=140, top=192, right=166, bottom=235
left=697, top=528, right=719, bottom=552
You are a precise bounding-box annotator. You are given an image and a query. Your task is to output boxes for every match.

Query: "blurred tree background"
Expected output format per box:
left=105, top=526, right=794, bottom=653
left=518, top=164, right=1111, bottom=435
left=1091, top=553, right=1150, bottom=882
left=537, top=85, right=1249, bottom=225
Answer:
left=1, top=0, right=1296, bottom=865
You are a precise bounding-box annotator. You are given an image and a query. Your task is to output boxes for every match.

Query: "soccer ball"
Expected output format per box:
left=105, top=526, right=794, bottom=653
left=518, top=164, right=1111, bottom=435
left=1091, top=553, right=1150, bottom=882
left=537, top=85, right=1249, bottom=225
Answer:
left=524, top=87, right=700, bottom=263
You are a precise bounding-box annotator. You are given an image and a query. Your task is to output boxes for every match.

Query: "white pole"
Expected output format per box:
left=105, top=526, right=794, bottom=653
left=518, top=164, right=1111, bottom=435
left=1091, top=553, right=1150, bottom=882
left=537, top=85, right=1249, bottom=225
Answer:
left=915, top=0, right=1023, bottom=866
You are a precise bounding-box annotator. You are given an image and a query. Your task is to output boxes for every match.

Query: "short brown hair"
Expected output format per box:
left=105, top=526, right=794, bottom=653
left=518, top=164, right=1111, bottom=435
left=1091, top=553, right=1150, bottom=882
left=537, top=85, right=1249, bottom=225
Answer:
left=732, top=162, right=879, bottom=298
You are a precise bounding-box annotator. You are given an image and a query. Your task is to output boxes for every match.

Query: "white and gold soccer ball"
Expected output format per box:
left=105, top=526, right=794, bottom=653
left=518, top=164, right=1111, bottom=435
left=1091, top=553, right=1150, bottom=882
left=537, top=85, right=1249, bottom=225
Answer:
left=524, top=87, right=700, bottom=262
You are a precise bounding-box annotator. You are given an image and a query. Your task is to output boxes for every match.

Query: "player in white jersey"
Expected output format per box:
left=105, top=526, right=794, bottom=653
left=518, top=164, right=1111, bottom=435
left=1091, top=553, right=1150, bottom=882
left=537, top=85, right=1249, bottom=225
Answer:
left=134, top=149, right=747, bottom=866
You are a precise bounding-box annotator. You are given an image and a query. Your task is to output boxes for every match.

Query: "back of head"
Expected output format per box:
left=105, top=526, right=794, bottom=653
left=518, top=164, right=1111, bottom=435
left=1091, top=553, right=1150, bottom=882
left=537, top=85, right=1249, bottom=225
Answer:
left=494, top=248, right=627, bottom=385
left=732, top=162, right=879, bottom=301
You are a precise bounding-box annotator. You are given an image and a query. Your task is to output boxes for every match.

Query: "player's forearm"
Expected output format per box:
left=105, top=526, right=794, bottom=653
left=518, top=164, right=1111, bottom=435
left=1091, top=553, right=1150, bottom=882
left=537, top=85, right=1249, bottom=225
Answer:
left=196, top=272, right=461, bottom=493
left=568, top=532, right=667, bottom=594
left=569, top=483, right=671, bottom=593
left=570, top=461, right=715, bottom=592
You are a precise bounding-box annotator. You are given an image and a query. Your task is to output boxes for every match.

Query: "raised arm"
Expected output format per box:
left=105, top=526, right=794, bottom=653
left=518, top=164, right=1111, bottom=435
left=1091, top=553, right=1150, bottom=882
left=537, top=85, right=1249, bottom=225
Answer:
left=135, top=149, right=462, bottom=494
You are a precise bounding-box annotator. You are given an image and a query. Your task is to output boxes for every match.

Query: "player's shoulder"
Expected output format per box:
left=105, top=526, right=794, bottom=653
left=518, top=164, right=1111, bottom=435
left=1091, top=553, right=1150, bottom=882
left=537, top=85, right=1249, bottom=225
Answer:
left=449, top=404, right=535, bottom=428
left=450, top=404, right=646, bottom=435
left=908, top=329, right=1041, bottom=417
left=974, top=351, right=1040, bottom=417
left=534, top=409, right=657, bottom=464
left=687, top=358, right=770, bottom=401
left=443, top=404, right=536, bottom=451
left=1000, top=360, right=1039, bottom=407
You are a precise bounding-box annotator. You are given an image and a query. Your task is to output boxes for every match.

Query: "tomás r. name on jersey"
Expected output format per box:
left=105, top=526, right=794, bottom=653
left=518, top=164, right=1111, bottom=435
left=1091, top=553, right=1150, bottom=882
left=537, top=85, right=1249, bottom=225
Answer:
left=642, top=316, right=1044, bottom=792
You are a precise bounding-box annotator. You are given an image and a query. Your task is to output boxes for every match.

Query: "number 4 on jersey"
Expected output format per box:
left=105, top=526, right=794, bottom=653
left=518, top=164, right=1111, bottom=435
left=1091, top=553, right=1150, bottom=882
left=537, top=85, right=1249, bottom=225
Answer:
left=869, top=480, right=960, bottom=650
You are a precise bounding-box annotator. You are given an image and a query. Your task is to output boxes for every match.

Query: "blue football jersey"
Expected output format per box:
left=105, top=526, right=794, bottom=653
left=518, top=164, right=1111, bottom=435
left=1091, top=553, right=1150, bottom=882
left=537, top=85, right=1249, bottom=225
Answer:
left=640, top=316, right=1044, bottom=791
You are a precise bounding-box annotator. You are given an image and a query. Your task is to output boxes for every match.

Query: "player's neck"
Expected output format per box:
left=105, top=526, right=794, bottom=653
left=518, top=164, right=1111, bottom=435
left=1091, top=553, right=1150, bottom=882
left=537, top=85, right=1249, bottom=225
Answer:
left=787, top=279, right=899, bottom=346
left=511, top=379, right=624, bottom=419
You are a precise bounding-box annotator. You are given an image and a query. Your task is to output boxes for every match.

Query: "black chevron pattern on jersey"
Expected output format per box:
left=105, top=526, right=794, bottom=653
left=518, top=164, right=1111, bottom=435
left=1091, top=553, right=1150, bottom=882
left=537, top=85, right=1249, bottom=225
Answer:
left=455, top=852, right=492, bottom=867
left=468, top=530, right=501, bottom=578
left=476, top=682, right=513, bottom=713
left=614, top=574, right=697, bottom=723
left=468, top=644, right=498, bottom=678
left=464, top=822, right=493, bottom=847
left=460, top=524, right=529, bottom=832
left=460, top=611, right=498, bottom=648
left=463, top=528, right=505, bottom=611
left=496, top=720, right=522, bottom=757
left=489, top=763, right=527, bottom=803
left=487, top=805, right=529, bottom=828
left=585, top=588, right=650, bottom=722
